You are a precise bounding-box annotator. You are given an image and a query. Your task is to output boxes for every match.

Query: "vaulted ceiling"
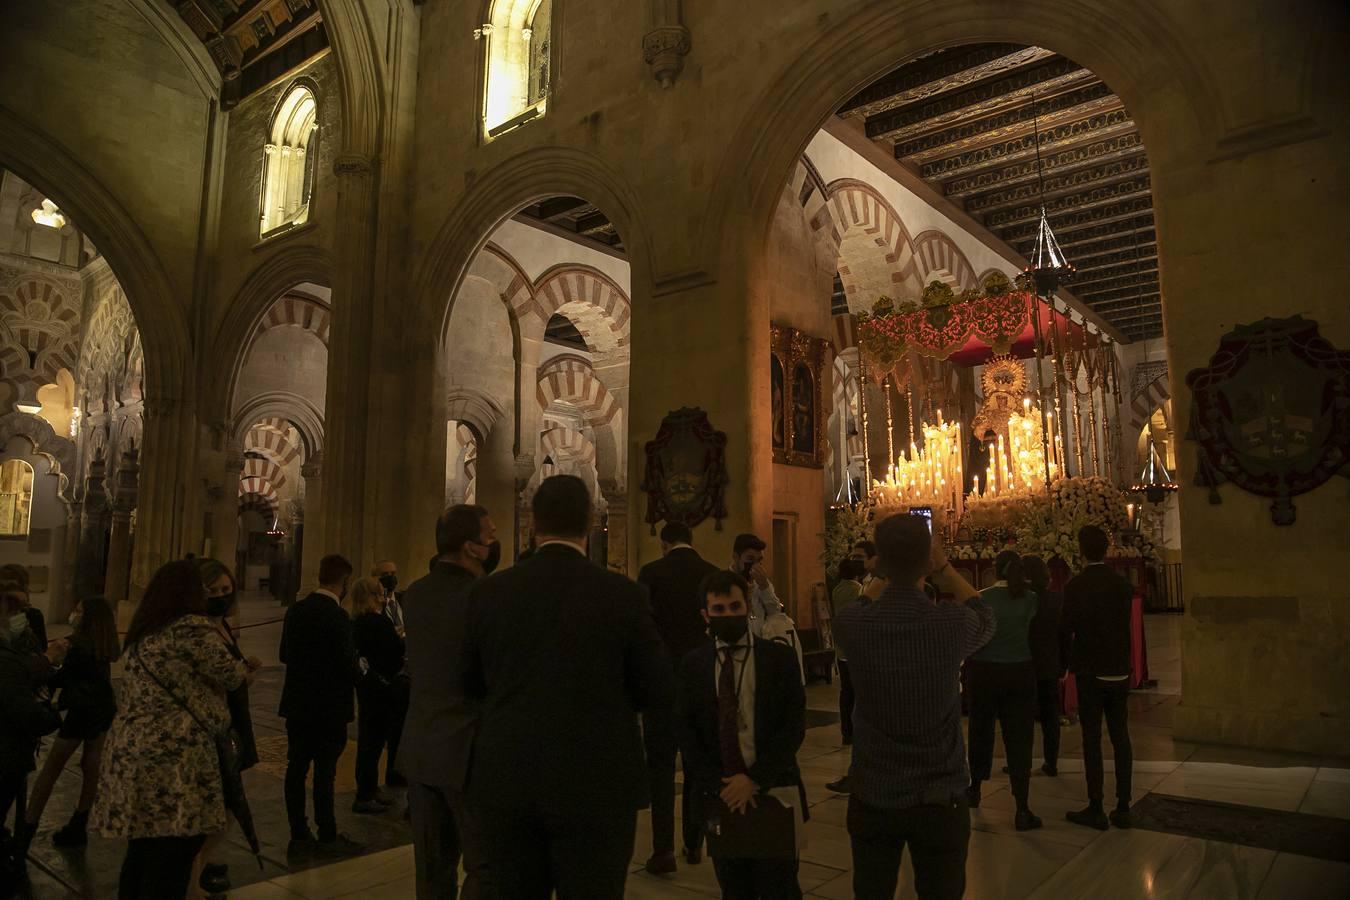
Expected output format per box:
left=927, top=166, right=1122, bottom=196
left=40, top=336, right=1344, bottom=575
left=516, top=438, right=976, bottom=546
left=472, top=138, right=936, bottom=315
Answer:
left=174, top=0, right=329, bottom=108
left=840, top=44, right=1161, bottom=341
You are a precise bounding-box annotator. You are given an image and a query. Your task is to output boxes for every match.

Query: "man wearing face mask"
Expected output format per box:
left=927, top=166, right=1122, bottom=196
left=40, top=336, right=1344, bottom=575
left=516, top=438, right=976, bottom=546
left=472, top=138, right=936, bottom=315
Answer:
left=372, top=560, right=410, bottom=789
left=730, top=534, right=782, bottom=638
left=279, top=553, right=364, bottom=857
left=675, top=569, right=807, bottom=898
left=400, top=504, right=500, bottom=899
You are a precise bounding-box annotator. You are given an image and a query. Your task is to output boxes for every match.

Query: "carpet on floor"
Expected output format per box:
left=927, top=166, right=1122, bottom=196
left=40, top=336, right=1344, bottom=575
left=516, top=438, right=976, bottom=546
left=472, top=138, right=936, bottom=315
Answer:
left=1131, top=793, right=1350, bottom=862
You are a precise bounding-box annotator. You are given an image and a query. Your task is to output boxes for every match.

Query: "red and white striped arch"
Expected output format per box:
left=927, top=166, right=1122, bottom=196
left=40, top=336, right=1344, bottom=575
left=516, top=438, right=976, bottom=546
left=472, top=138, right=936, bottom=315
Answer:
left=253, top=292, right=331, bottom=347
left=244, top=419, right=303, bottom=466
left=828, top=179, right=923, bottom=311
left=534, top=265, right=630, bottom=355
left=912, top=230, right=978, bottom=292
left=1130, top=373, right=1171, bottom=431
left=536, top=356, right=619, bottom=426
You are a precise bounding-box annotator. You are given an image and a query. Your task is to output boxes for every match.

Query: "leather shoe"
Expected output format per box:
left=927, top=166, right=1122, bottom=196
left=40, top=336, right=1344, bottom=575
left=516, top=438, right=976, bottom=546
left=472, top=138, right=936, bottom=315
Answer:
left=1014, top=809, right=1043, bottom=831
left=1041, top=763, right=1058, bottom=777
left=825, top=776, right=852, bottom=794
left=1110, top=807, right=1134, bottom=829
left=684, top=847, right=703, bottom=865
left=644, top=851, right=677, bottom=876
left=1065, top=806, right=1110, bottom=831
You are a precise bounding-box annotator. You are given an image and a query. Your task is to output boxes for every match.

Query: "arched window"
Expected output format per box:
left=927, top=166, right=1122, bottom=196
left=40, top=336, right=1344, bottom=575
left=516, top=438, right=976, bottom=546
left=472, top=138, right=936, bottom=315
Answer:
left=478, top=0, right=553, bottom=138
left=260, top=85, right=318, bottom=236
left=0, top=459, right=34, bottom=537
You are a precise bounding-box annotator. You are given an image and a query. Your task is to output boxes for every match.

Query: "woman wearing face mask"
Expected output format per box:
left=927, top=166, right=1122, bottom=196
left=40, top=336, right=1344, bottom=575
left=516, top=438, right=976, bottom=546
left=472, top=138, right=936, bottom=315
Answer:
left=92, top=559, right=256, bottom=900
left=192, top=558, right=262, bottom=899
left=0, top=586, right=66, bottom=870
left=15, top=595, right=120, bottom=855
left=349, top=575, right=407, bottom=813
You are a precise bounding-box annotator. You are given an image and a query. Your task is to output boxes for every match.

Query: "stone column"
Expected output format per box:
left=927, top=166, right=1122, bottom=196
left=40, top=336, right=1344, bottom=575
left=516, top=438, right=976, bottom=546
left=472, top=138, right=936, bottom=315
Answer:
left=75, top=451, right=109, bottom=604
left=318, top=153, right=379, bottom=569
left=132, top=396, right=202, bottom=602
left=104, top=445, right=140, bottom=616
left=299, top=452, right=324, bottom=596
left=214, top=449, right=245, bottom=581
left=601, top=482, right=628, bottom=574
left=60, top=500, right=81, bottom=609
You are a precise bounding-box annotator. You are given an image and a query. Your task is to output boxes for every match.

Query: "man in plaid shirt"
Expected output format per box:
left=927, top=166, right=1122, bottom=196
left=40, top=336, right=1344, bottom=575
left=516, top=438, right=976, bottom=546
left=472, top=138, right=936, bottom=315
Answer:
left=834, top=514, right=994, bottom=900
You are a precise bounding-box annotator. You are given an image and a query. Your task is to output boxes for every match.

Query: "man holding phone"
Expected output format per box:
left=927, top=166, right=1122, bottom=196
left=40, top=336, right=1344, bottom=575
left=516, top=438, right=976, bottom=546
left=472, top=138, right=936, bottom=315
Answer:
left=730, top=534, right=783, bottom=638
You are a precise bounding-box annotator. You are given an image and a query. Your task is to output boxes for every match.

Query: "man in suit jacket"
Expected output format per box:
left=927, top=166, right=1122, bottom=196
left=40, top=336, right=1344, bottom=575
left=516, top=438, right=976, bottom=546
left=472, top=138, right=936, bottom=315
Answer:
left=401, top=505, right=500, bottom=900
left=372, top=558, right=410, bottom=789
left=676, top=569, right=807, bottom=899
left=637, top=520, right=720, bottom=873
left=1062, top=525, right=1136, bottom=831
left=279, top=553, right=363, bottom=856
left=463, top=474, right=673, bottom=900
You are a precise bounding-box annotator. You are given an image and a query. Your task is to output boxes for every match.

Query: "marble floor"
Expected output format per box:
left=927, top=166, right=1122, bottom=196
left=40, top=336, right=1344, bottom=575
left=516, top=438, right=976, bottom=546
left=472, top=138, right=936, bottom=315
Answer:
left=15, top=605, right=1350, bottom=899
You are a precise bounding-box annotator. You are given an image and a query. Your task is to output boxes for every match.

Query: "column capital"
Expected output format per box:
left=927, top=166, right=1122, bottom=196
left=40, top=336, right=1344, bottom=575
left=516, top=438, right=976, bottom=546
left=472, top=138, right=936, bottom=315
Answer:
left=301, top=450, right=325, bottom=479
left=642, top=25, right=691, bottom=88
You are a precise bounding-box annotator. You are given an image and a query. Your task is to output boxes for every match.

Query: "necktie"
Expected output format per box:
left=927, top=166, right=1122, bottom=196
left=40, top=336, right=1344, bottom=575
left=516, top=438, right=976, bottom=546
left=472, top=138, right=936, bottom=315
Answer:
left=718, top=646, right=748, bottom=775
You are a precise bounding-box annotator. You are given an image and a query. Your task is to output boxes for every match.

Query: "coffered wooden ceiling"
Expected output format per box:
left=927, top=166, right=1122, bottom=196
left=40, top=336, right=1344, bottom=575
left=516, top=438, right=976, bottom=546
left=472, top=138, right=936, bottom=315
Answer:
left=840, top=44, right=1161, bottom=341
left=175, top=0, right=329, bottom=108
left=516, top=197, right=625, bottom=254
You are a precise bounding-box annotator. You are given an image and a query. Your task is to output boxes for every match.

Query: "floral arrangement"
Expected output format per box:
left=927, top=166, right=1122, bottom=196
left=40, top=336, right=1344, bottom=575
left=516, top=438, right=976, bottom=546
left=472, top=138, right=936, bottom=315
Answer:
left=821, top=505, right=872, bottom=584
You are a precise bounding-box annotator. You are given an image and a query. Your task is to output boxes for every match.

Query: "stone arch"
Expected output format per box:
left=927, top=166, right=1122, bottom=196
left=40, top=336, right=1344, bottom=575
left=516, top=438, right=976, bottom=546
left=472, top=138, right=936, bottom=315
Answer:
left=241, top=456, right=287, bottom=492
left=210, top=243, right=333, bottom=426
left=446, top=388, right=506, bottom=441
left=244, top=418, right=303, bottom=467
left=540, top=422, right=597, bottom=468
left=413, top=147, right=650, bottom=345
left=0, top=107, right=189, bottom=397
left=826, top=179, right=922, bottom=311
left=705, top=2, right=1227, bottom=321
left=793, top=154, right=841, bottom=258
left=231, top=391, right=325, bottom=459
left=0, top=271, right=82, bottom=397
left=536, top=355, right=620, bottom=427
left=314, top=0, right=386, bottom=159
left=254, top=293, right=332, bottom=348
left=912, top=230, right=978, bottom=292
left=1130, top=371, right=1171, bottom=431
left=0, top=411, right=76, bottom=501
left=532, top=264, right=631, bottom=355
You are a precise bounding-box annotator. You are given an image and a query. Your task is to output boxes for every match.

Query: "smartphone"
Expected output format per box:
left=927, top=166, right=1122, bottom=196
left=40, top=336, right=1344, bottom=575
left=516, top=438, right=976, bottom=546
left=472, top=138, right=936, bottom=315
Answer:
left=909, top=506, right=933, bottom=534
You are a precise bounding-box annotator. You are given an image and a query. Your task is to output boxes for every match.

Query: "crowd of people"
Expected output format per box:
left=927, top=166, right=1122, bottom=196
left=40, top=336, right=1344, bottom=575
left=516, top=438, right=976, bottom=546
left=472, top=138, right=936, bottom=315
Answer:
left=0, top=473, right=1139, bottom=900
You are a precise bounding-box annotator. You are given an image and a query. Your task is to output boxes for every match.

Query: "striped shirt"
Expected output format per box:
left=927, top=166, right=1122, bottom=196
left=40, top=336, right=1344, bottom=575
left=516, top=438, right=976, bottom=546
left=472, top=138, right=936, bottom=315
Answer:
left=835, top=584, right=995, bottom=809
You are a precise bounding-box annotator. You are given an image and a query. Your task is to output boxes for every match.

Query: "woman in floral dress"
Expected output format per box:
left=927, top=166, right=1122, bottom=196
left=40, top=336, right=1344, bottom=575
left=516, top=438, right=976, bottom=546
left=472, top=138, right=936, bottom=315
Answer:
left=92, top=559, right=251, bottom=899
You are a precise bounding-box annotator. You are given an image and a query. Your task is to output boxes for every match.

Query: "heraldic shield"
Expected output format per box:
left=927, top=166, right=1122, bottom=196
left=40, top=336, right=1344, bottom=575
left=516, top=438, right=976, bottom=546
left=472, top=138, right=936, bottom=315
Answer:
left=1186, top=315, right=1350, bottom=525
left=641, top=407, right=730, bottom=532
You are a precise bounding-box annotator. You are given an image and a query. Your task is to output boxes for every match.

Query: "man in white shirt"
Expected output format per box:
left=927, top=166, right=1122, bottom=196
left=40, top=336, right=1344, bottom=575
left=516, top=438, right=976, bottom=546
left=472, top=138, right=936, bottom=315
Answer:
left=675, top=569, right=806, bottom=899
left=730, top=533, right=782, bottom=636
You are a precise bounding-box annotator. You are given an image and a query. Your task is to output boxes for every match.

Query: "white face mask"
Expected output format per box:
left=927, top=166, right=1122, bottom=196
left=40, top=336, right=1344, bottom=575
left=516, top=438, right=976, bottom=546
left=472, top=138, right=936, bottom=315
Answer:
left=7, top=612, right=27, bottom=637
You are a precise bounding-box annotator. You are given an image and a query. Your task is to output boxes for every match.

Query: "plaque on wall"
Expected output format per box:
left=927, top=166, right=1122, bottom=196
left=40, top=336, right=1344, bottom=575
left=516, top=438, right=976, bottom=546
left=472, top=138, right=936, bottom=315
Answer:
left=771, top=324, right=829, bottom=468
left=641, top=407, right=729, bottom=532
left=1185, top=315, right=1350, bottom=525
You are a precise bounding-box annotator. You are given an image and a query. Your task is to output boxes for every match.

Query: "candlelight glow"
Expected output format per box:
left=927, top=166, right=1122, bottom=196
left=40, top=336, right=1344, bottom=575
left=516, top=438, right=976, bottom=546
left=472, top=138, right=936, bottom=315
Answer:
left=870, top=410, right=965, bottom=521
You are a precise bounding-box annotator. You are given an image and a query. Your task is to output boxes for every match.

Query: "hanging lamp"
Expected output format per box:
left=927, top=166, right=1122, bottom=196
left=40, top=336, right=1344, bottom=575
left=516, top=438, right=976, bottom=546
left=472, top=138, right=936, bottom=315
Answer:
left=1023, top=91, right=1075, bottom=296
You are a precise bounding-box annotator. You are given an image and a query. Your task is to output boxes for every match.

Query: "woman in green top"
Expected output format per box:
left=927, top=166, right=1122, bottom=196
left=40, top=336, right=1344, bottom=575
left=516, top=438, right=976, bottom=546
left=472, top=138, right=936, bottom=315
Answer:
left=966, top=550, right=1043, bottom=830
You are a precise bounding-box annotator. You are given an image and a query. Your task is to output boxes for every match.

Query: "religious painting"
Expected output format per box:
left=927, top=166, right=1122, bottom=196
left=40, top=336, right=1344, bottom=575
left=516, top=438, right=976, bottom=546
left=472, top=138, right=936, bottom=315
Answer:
left=641, top=407, right=729, bottom=532
left=771, top=354, right=786, bottom=452
left=1186, top=315, right=1350, bottom=525
left=792, top=362, right=816, bottom=454
left=771, top=324, right=829, bottom=467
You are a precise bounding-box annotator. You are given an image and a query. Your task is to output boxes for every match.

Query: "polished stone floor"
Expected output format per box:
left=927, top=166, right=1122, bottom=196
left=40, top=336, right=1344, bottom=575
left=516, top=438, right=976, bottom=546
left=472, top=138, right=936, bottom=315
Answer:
left=12, top=601, right=1349, bottom=899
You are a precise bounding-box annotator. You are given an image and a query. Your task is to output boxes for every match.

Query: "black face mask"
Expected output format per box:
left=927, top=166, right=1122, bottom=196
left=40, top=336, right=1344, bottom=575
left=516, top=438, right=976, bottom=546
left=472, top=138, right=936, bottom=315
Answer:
left=207, top=592, right=235, bottom=618
left=378, top=573, right=398, bottom=593
left=708, top=615, right=749, bottom=644
left=480, top=540, right=502, bottom=575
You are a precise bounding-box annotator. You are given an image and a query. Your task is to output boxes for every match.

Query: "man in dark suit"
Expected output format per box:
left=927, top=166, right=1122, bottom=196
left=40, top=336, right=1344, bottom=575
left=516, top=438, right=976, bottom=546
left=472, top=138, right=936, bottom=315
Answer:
left=1062, top=525, right=1135, bottom=831
left=675, top=569, right=806, bottom=899
left=637, top=520, right=720, bottom=874
left=279, top=553, right=363, bottom=857
left=401, top=504, right=500, bottom=900
left=463, top=474, right=673, bottom=900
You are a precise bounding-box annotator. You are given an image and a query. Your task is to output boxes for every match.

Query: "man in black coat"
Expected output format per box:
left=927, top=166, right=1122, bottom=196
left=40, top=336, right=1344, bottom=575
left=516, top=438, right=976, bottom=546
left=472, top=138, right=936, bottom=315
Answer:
left=279, top=553, right=363, bottom=856
left=463, top=474, right=673, bottom=900
left=401, top=504, right=500, bottom=900
left=1062, top=525, right=1136, bottom=831
left=637, top=520, right=720, bottom=874
left=676, top=569, right=806, bottom=899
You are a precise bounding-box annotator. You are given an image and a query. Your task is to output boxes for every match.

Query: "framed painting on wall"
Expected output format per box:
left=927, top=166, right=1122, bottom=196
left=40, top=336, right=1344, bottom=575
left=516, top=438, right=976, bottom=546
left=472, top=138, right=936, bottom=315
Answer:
left=771, top=324, right=829, bottom=467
